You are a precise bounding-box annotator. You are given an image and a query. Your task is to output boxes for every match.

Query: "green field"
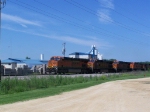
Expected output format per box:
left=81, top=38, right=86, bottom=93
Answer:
left=0, top=71, right=150, bottom=105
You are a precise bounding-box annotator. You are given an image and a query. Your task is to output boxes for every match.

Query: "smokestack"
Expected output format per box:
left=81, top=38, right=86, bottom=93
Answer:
left=40, top=54, right=44, bottom=60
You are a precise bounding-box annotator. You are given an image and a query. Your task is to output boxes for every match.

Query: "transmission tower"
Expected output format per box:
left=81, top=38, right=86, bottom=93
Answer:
left=62, top=42, right=66, bottom=57
left=0, top=0, right=6, bottom=82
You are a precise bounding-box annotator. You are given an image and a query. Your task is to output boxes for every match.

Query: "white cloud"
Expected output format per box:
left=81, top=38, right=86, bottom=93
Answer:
left=2, top=13, right=42, bottom=27
left=20, top=24, right=27, bottom=28
left=99, top=0, right=114, bottom=9
left=97, top=9, right=113, bottom=23
left=2, top=26, right=111, bottom=48
left=33, top=33, right=110, bottom=48
left=97, top=0, right=114, bottom=23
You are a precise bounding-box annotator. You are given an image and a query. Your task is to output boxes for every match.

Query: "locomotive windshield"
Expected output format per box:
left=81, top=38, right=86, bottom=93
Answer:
left=89, top=59, right=95, bottom=62
left=55, top=57, right=61, bottom=61
left=50, top=56, right=62, bottom=61
left=51, top=57, right=54, bottom=60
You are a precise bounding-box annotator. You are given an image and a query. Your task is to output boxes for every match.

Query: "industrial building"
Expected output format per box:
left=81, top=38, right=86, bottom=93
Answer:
left=1, top=54, right=48, bottom=75
left=69, top=45, right=103, bottom=60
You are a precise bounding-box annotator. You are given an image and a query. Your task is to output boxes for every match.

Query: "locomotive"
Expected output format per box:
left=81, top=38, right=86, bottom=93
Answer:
left=46, top=56, right=150, bottom=74
left=87, top=60, right=114, bottom=73
left=46, top=56, right=89, bottom=74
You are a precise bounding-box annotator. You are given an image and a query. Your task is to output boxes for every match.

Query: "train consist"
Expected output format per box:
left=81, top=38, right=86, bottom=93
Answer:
left=46, top=56, right=150, bottom=74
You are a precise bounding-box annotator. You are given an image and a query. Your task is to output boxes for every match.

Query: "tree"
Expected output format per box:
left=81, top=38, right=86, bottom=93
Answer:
left=26, top=56, right=31, bottom=59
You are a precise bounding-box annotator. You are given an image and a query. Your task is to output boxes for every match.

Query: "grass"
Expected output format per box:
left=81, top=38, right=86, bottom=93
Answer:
left=0, top=71, right=150, bottom=105
left=0, top=81, right=104, bottom=104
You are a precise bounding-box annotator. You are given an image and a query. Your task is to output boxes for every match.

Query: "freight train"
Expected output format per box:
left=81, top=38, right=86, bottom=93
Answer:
left=46, top=56, right=150, bottom=74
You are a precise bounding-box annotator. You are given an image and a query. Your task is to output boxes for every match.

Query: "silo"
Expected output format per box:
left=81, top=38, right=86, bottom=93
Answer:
left=40, top=54, right=44, bottom=60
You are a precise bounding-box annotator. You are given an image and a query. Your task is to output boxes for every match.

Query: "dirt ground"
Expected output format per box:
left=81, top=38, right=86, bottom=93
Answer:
left=0, top=77, right=150, bottom=112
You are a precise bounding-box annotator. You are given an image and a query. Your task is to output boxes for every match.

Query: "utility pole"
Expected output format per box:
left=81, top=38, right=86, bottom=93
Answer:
left=62, top=42, right=66, bottom=57
left=0, top=0, right=6, bottom=82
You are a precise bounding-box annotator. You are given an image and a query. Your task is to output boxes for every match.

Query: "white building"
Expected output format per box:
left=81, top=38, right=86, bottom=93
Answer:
left=69, top=45, right=103, bottom=60
left=69, top=52, right=93, bottom=59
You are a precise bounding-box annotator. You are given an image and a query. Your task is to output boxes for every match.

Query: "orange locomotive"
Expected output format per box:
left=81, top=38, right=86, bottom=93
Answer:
left=130, top=62, right=141, bottom=71
left=87, top=59, right=114, bottom=73
left=112, top=61, right=130, bottom=72
left=46, top=56, right=89, bottom=74
left=130, top=62, right=148, bottom=71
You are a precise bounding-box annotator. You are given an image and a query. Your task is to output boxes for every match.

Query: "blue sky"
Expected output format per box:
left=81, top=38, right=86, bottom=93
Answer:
left=1, top=0, right=150, bottom=62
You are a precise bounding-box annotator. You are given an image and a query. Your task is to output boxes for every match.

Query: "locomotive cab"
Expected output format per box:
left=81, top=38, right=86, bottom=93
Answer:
left=47, top=56, right=62, bottom=74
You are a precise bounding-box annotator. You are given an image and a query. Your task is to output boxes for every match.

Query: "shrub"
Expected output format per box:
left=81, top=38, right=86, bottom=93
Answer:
left=100, top=75, right=107, bottom=80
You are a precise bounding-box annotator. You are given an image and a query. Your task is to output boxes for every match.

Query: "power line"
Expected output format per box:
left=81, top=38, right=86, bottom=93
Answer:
left=33, top=0, right=84, bottom=23
left=94, top=0, right=150, bottom=29
left=33, top=0, right=127, bottom=41
left=33, top=0, right=150, bottom=47
left=7, top=0, right=150, bottom=47
left=5, top=1, right=119, bottom=37
left=7, top=0, right=93, bottom=31
left=64, top=0, right=150, bottom=38
left=34, top=0, right=150, bottom=46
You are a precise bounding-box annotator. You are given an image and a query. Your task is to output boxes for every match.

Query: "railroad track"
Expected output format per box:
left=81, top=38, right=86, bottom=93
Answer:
left=1, top=71, right=146, bottom=80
